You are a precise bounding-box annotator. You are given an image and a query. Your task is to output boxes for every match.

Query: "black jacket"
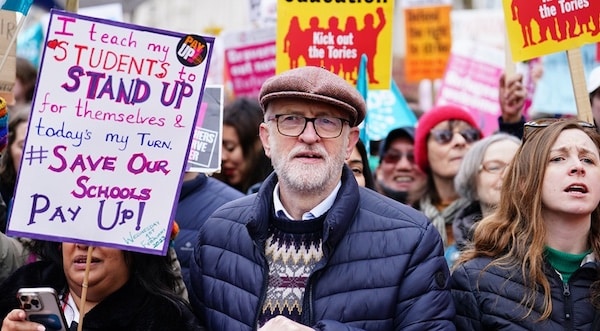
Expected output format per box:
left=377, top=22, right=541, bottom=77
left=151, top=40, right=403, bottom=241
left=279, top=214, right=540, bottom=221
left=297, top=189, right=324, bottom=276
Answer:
left=452, top=255, right=598, bottom=330
left=0, top=261, right=203, bottom=331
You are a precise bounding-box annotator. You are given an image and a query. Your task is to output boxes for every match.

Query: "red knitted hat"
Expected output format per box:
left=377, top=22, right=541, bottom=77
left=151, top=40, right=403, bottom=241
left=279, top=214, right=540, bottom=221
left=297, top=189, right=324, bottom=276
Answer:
left=414, top=105, right=480, bottom=172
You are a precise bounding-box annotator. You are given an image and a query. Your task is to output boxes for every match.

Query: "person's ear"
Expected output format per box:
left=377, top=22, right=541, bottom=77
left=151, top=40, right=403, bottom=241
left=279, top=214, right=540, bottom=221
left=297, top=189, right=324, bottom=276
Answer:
left=259, top=122, right=272, bottom=158
left=345, top=127, right=360, bottom=160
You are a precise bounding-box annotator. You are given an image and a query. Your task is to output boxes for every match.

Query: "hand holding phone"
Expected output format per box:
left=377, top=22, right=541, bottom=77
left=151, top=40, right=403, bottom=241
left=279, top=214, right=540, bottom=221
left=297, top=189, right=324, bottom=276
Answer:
left=17, top=287, right=69, bottom=331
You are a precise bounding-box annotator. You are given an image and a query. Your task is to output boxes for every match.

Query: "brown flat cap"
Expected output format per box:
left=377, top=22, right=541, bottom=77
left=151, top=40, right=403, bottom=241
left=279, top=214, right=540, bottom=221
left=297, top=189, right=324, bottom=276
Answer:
left=259, top=66, right=366, bottom=127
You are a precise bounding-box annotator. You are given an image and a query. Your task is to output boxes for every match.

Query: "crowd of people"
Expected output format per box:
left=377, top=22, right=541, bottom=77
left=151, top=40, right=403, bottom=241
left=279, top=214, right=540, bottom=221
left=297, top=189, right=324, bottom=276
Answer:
left=1, top=56, right=600, bottom=330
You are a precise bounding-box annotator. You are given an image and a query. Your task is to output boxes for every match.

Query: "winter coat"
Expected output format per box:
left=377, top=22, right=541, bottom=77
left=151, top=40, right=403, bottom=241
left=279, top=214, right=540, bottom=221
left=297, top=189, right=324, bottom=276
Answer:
left=188, top=166, right=456, bottom=331
left=172, top=173, right=243, bottom=290
left=452, top=255, right=598, bottom=330
left=0, top=260, right=203, bottom=331
left=452, top=201, right=483, bottom=251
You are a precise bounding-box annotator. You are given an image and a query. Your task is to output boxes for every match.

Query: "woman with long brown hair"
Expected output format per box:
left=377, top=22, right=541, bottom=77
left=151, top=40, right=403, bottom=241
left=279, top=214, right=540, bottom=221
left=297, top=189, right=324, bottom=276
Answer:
left=452, top=119, right=600, bottom=330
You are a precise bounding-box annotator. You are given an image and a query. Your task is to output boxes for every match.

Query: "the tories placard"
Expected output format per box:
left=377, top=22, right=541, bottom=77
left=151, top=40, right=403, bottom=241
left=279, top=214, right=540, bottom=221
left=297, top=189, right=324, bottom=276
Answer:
left=7, top=10, right=214, bottom=255
left=503, top=0, right=600, bottom=61
left=275, top=0, right=394, bottom=89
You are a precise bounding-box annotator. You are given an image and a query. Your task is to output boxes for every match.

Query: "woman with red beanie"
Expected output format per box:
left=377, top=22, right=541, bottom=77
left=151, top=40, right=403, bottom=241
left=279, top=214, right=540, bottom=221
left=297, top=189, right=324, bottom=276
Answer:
left=413, top=105, right=482, bottom=267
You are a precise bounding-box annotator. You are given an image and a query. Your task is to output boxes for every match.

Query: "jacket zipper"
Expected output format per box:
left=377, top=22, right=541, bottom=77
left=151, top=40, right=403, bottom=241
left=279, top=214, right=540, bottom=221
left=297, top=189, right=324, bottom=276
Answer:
left=554, top=269, right=574, bottom=331
left=562, top=281, right=573, bottom=329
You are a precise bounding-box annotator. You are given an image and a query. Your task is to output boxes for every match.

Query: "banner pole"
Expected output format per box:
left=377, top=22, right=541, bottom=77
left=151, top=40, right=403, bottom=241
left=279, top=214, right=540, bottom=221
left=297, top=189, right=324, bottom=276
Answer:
left=566, top=48, right=593, bottom=122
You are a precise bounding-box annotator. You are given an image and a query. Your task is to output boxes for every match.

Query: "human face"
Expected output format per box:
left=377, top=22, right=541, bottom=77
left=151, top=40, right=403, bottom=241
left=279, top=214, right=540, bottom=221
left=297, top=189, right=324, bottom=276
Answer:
left=541, top=129, right=600, bottom=219
left=476, top=140, right=520, bottom=211
left=62, top=243, right=130, bottom=302
left=375, top=137, right=426, bottom=193
left=221, top=125, right=244, bottom=186
left=347, top=145, right=365, bottom=187
left=259, top=98, right=359, bottom=194
left=11, top=121, right=27, bottom=173
left=427, top=120, right=478, bottom=179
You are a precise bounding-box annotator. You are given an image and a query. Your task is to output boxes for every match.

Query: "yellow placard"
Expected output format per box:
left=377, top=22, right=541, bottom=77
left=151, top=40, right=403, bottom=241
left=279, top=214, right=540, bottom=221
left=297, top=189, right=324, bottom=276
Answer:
left=276, top=0, right=394, bottom=90
left=503, top=0, right=600, bottom=62
left=404, top=5, right=452, bottom=82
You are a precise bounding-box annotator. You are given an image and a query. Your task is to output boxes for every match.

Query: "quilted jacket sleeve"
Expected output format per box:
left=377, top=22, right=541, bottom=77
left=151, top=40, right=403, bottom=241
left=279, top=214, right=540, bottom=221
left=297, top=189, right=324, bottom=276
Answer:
left=450, top=263, right=482, bottom=331
left=314, top=320, right=367, bottom=330
left=188, top=243, right=206, bottom=325
left=394, top=221, right=456, bottom=331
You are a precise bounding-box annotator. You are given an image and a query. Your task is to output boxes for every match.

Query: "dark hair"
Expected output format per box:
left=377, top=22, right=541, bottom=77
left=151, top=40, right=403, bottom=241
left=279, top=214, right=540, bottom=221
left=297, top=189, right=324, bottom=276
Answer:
left=15, top=57, right=38, bottom=104
left=31, top=241, right=188, bottom=313
left=0, top=109, right=29, bottom=203
left=354, top=139, right=375, bottom=189
left=214, top=97, right=272, bottom=193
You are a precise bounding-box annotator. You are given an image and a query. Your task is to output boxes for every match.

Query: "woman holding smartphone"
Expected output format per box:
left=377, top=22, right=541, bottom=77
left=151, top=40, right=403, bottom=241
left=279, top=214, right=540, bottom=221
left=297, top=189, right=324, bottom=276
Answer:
left=0, top=241, right=203, bottom=331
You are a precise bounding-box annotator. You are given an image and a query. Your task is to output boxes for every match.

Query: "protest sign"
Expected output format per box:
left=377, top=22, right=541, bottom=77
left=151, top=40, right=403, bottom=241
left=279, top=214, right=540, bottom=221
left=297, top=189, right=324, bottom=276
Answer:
left=503, top=0, right=599, bottom=121
left=275, top=0, right=394, bottom=89
left=403, top=2, right=452, bottom=82
left=7, top=9, right=214, bottom=255
left=0, top=10, right=16, bottom=104
left=436, top=40, right=504, bottom=136
left=503, top=0, right=600, bottom=62
left=186, top=85, right=223, bottom=173
left=222, top=27, right=275, bottom=98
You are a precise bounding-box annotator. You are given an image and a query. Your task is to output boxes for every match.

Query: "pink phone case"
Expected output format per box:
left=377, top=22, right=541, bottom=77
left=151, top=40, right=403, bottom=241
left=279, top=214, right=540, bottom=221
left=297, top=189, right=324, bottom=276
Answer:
left=17, top=287, right=69, bottom=331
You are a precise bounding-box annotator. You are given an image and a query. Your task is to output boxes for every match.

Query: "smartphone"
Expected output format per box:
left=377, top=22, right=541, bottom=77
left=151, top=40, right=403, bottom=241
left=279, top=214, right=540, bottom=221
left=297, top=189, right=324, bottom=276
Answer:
left=17, top=287, right=68, bottom=331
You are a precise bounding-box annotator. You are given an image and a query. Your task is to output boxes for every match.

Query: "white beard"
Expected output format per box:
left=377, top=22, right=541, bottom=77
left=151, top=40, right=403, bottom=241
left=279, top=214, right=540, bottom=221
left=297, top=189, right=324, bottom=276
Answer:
left=269, top=136, right=348, bottom=194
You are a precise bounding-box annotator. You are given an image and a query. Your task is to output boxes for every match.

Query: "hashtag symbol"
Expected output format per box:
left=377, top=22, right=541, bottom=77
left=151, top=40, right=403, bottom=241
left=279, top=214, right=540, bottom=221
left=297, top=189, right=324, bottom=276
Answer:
left=24, top=145, right=49, bottom=166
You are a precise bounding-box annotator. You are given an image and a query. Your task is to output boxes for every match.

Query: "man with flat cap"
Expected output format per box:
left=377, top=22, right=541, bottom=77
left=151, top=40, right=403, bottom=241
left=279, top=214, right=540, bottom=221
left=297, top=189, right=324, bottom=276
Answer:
left=188, top=66, right=455, bottom=331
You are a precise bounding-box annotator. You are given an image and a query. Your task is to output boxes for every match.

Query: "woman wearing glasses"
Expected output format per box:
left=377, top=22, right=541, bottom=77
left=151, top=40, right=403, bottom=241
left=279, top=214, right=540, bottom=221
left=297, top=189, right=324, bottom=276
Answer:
left=414, top=105, right=482, bottom=266
left=452, top=119, right=600, bottom=330
left=452, top=133, right=521, bottom=262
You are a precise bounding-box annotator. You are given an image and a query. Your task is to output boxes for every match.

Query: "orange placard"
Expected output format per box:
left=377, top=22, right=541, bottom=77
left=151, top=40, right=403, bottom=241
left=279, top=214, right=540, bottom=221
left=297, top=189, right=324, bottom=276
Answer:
left=404, top=5, right=452, bottom=82
left=503, top=0, right=600, bottom=61
left=276, top=0, right=394, bottom=89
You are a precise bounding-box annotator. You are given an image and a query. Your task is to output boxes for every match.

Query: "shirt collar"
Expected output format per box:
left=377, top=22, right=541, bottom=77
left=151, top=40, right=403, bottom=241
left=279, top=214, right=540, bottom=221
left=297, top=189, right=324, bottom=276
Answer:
left=273, top=181, right=342, bottom=220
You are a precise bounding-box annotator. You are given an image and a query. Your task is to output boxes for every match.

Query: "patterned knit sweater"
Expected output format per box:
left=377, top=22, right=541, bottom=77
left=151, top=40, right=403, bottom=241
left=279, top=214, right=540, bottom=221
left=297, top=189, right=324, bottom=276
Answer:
left=258, top=213, right=325, bottom=326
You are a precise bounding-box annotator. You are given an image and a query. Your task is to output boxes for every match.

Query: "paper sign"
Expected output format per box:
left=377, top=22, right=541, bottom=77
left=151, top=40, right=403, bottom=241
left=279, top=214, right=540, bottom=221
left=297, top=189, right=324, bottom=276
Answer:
left=275, top=0, right=394, bottom=89
left=222, top=27, right=276, bottom=98
left=0, top=10, right=16, bottom=104
left=404, top=5, right=452, bottom=82
left=7, top=10, right=214, bottom=255
left=186, top=85, right=222, bottom=173
left=503, top=0, right=600, bottom=62
left=436, top=40, right=505, bottom=136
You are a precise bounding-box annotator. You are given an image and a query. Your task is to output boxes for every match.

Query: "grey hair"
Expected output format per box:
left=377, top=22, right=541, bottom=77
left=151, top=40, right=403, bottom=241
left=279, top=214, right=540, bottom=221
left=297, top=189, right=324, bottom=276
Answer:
left=454, top=133, right=521, bottom=201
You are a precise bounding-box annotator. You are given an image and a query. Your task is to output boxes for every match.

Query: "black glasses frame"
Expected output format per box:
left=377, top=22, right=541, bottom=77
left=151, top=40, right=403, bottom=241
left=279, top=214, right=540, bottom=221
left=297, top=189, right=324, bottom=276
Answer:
left=268, top=114, right=349, bottom=139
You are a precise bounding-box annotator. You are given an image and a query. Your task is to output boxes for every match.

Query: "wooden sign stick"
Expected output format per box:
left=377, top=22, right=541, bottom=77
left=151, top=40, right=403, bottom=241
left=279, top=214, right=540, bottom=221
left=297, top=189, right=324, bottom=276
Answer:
left=77, top=246, right=93, bottom=330
left=504, top=31, right=516, bottom=80
left=566, top=48, right=593, bottom=122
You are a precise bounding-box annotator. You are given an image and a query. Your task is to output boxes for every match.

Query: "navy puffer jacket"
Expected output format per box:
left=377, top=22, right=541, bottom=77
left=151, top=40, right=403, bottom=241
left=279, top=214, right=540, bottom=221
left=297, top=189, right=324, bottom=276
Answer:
left=188, top=166, right=455, bottom=331
left=452, top=255, right=599, bottom=330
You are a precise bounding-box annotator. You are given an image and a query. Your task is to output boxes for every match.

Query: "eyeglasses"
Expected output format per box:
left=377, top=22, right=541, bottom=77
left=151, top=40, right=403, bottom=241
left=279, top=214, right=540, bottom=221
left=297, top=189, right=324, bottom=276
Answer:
left=430, top=128, right=480, bottom=145
left=523, top=118, right=596, bottom=141
left=479, top=160, right=509, bottom=174
left=268, top=114, right=349, bottom=139
left=382, top=150, right=415, bottom=164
